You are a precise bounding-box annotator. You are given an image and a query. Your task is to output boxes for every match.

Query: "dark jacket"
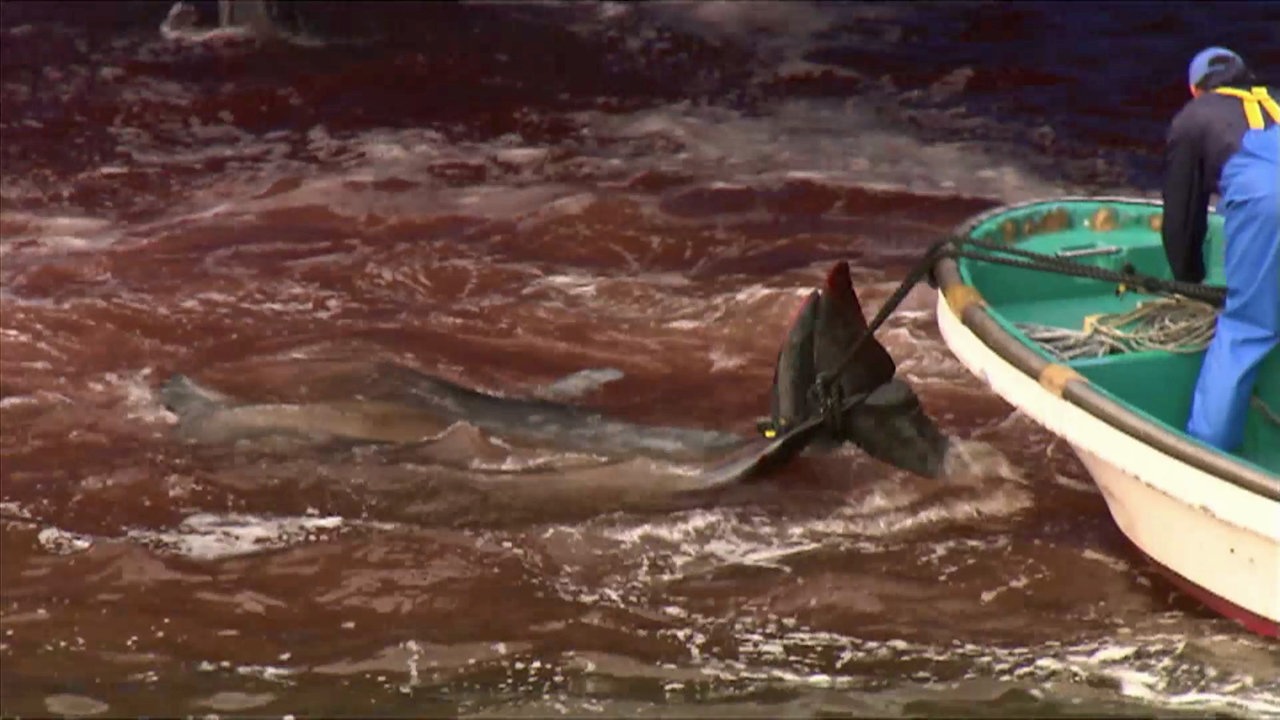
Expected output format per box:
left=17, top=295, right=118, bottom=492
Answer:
left=1161, top=84, right=1280, bottom=282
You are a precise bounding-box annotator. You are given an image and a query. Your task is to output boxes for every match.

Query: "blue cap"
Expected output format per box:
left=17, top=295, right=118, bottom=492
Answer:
left=1188, top=46, right=1244, bottom=89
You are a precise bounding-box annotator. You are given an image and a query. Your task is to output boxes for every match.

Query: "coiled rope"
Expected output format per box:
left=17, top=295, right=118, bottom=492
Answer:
left=1016, top=295, right=1220, bottom=361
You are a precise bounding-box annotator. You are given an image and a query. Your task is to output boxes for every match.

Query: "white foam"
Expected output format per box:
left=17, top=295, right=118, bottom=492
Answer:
left=90, top=368, right=176, bottom=425
left=704, top=624, right=1280, bottom=716
left=0, top=501, right=34, bottom=521
left=730, top=284, right=784, bottom=306
left=1089, top=645, right=1138, bottom=663
left=1151, top=690, right=1280, bottom=718
left=234, top=664, right=296, bottom=683
left=467, top=452, right=613, bottom=474
left=44, top=695, right=109, bottom=717
left=13, top=51, right=1088, bottom=244
left=773, top=59, right=863, bottom=82
left=37, top=527, right=94, bottom=555
left=126, top=513, right=347, bottom=560
left=574, top=98, right=1069, bottom=203
left=526, top=274, right=601, bottom=298
left=601, top=509, right=725, bottom=548
left=1081, top=549, right=1131, bottom=573
left=1051, top=472, right=1099, bottom=494
left=0, top=395, right=40, bottom=409
left=636, top=1, right=842, bottom=43
left=708, top=347, right=747, bottom=372
left=664, top=319, right=705, bottom=330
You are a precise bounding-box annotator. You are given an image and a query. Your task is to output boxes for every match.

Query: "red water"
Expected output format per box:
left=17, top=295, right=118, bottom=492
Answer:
left=2, top=2, right=1277, bottom=716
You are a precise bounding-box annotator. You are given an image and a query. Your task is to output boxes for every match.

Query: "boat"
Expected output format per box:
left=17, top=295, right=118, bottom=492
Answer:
left=931, top=196, right=1279, bottom=638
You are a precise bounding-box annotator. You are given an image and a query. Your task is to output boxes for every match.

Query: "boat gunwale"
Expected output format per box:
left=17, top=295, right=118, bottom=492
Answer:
left=933, top=195, right=1280, bottom=501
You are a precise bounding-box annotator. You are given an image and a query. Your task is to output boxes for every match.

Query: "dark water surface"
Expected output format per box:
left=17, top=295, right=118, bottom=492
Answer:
left=2, top=2, right=1278, bottom=717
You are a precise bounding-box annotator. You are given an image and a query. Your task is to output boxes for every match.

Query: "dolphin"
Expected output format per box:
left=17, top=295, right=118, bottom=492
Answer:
left=160, top=261, right=952, bottom=492
left=160, top=364, right=821, bottom=493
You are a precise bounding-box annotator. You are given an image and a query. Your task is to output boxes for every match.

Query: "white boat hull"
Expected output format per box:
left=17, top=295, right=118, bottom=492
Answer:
left=936, top=291, right=1280, bottom=635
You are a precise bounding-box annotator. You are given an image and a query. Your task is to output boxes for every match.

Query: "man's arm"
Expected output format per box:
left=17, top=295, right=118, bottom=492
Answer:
left=1161, top=114, right=1209, bottom=283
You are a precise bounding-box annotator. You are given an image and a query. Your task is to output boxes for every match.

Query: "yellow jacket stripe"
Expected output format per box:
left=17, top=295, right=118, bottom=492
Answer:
left=1214, top=86, right=1280, bottom=130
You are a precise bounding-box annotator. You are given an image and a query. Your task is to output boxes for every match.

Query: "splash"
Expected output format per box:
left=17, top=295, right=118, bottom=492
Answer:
left=125, top=512, right=350, bottom=560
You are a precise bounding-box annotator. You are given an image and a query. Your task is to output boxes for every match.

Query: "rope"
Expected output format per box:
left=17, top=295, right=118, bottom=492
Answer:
left=1255, top=397, right=1280, bottom=427
left=1016, top=296, right=1220, bottom=361
left=955, top=237, right=1227, bottom=306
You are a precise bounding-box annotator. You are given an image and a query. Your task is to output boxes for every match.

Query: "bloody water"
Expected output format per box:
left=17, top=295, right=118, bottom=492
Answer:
left=2, top=2, right=1278, bottom=717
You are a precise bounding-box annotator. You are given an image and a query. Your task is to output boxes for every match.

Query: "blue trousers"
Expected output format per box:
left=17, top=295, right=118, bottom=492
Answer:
left=1186, top=125, right=1280, bottom=451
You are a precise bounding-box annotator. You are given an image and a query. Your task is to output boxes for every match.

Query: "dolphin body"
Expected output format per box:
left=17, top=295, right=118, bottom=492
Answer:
left=161, top=261, right=951, bottom=492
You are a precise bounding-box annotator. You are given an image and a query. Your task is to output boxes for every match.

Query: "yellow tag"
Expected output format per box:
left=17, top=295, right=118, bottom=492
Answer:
left=763, top=428, right=777, bottom=439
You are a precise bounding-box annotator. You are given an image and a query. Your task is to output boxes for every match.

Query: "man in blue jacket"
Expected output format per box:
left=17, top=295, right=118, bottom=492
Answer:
left=1162, top=47, right=1279, bottom=452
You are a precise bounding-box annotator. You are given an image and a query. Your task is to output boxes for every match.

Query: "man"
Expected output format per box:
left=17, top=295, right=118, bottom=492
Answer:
left=1162, top=46, right=1279, bottom=452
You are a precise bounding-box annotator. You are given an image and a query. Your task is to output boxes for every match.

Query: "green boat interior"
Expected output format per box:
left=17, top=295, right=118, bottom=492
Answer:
left=956, top=199, right=1280, bottom=476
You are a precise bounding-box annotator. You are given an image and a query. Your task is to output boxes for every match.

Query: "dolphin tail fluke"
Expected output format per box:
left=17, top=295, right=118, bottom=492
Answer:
left=768, top=290, right=819, bottom=429
left=161, top=374, right=232, bottom=420
left=687, top=412, right=831, bottom=491
left=765, top=261, right=953, bottom=478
